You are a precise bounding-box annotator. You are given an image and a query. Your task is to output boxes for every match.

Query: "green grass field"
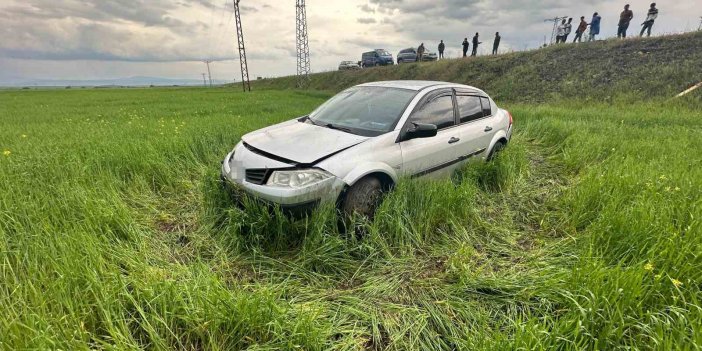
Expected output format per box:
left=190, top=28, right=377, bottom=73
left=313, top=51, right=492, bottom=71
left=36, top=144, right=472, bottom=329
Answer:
left=1, top=87, right=701, bottom=350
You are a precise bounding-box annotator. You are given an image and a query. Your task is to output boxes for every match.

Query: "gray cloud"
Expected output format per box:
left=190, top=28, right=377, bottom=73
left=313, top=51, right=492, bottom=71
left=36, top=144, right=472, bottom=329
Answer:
left=0, top=0, right=185, bottom=26
left=357, top=17, right=377, bottom=24
left=358, top=4, right=375, bottom=13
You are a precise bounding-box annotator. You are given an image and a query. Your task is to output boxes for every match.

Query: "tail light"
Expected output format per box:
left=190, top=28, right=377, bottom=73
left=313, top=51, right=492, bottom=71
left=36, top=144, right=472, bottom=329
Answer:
left=506, top=110, right=513, bottom=127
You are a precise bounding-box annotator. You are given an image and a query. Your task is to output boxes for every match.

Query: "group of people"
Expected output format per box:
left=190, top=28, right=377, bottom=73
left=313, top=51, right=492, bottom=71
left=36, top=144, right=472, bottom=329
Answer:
left=418, top=3, right=660, bottom=61
left=430, top=32, right=502, bottom=59
left=557, top=3, right=659, bottom=43
left=459, top=33, right=501, bottom=57
left=416, top=32, right=501, bottom=61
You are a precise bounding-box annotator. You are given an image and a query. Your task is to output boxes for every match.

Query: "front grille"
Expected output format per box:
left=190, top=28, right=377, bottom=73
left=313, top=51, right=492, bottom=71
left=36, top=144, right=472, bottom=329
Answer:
left=245, top=169, right=270, bottom=185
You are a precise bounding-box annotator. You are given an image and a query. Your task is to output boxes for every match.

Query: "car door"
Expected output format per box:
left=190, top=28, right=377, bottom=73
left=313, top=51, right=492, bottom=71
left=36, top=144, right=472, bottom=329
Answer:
left=454, top=91, right=496, bottom=162
left=398, top=89, right=462, bottom=179
left=410, top=48, right=418, bottom=62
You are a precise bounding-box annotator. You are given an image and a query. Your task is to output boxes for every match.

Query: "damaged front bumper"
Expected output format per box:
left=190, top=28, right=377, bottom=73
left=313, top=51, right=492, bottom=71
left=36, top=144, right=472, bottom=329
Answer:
left=220, top=150, right=347, bottom=216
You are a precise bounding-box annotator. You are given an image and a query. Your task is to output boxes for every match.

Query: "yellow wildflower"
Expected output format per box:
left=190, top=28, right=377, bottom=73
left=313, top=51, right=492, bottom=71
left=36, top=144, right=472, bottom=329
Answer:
left=644, top=263, right=653, bottom=271
left=654, top=274, right=662, bottom=280
left=2, top=150, right=10, bottom=156
left=674, top=187, right=680, bottom=192
left=671, top=279, right=682, bottom=288
left=21, top=134, right=27, bottom=138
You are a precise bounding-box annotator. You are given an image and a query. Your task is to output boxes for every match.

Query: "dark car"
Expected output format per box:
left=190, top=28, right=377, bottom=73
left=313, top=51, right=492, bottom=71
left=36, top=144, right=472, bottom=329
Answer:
left=396, top=48, right=438, bottom=64
left=361, top=49, right=394, bottom=67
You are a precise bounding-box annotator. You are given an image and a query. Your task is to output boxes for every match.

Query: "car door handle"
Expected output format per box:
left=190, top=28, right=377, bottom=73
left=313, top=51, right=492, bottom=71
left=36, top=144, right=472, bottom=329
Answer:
left=448, top=137, right=460, bottom=144
left=484, top=126, right=493, bottom=132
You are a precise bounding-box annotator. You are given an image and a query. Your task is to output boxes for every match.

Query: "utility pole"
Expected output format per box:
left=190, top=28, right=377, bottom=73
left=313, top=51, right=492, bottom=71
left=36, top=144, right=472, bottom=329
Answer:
left=203, top=60, right=213, bottom=87
left=544, top=16, right=568, bottom=45
left=201, top=73, right=207, bottom=87
left=698, top=17, right=702, bottom=31
left=233, top=0, right=251, bottom=92
left=295, top=0, right=311, bottom=88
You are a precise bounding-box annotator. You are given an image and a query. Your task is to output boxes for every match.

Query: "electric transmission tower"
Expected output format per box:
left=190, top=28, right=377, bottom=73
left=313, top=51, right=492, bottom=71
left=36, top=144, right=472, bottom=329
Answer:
left=233, top=0, right=251, bottom=92
left=203, top=60, right=213, bottom=87
left=295, top=0, right=311, bottom=88
left=544, top=16, right=568, bottom=45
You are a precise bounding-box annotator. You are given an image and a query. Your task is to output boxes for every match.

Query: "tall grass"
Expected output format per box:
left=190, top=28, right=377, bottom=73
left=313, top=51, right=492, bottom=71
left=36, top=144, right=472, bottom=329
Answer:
left=0, top=87, right=700, bottom=350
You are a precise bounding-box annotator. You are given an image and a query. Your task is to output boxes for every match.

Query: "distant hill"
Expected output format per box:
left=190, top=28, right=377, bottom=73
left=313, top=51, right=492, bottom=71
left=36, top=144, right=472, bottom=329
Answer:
left=1, top=76, right=233, bottom=88
left=250, top=31, right=702, bottom=102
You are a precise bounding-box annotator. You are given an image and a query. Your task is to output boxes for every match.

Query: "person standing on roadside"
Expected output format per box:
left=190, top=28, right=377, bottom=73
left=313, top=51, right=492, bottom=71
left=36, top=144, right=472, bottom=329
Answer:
left=589, top=12, right=602, bottom=41
left=471, top=33, right=481, bottom=56
left=618, top=4, right=634, bottom=38
left=640, top=3, right=658, bottom=37
left=492, top=32, right=501, bottom=55
left=462, top=38, right=469, bottom=57
left=564, top=18, right=573, bottom=42
left=438, top=40, right=445, bottom=59
left=573, top=16, right=588, bottom=42
left=416, top=43, right=425, bottom=62
left=556, top=19, right=567, bottom=43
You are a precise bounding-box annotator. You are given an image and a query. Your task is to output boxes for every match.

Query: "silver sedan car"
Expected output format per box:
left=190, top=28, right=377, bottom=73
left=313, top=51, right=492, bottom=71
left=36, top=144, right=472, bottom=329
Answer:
left=221, top=81, right=513, bottom=217
left=338, top=61, right=361, bottom=70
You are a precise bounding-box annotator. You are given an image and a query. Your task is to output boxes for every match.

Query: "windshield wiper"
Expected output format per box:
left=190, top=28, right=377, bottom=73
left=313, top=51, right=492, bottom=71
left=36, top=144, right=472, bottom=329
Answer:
left=323, top=123, right=353, bottom=133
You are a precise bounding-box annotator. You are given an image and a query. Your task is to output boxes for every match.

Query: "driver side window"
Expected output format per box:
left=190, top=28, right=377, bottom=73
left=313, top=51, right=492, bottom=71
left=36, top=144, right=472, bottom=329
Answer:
left=411, top=95, right=455, bottom=129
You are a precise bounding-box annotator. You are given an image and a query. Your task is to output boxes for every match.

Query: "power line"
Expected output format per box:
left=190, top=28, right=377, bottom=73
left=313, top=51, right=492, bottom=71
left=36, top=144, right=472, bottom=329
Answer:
left=233, top=0, right=251, bottom=92
left=295, top=0, right=311, bottom=89
left=203, top=60, right=213, bottom=87
left=544, top=16, right=568, bottom=45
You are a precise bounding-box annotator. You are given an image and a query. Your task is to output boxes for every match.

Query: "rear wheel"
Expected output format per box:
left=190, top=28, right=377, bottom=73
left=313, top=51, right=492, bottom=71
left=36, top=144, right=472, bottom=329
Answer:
left=487, top=141, right=506, bottom=161
left=341, top=176, right=384, bottom=220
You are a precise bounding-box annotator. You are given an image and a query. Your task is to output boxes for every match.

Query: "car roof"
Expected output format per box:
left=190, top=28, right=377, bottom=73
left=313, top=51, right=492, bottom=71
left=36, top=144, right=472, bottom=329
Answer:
left=357, top=80, right=484, bottom=93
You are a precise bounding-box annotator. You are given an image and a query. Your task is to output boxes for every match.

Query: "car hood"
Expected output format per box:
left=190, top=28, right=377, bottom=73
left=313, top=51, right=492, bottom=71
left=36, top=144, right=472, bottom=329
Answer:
left=241, top=119, right=370, bottom=164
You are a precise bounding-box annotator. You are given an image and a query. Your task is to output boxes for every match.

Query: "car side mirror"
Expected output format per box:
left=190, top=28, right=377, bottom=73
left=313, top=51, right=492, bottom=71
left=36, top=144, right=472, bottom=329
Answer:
left=406, top=123, right=437, bottom=140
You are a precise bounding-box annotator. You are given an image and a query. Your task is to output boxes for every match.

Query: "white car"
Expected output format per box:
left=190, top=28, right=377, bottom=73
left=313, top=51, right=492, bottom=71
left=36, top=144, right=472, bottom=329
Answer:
left=221, top=81, right=513, bottom=217
left=338, top=61, right=361, bottom=70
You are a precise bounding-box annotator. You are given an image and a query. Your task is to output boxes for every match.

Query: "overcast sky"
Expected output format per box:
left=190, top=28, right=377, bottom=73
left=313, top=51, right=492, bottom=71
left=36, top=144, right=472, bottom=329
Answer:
left=0, top=0, right=700, bottom=84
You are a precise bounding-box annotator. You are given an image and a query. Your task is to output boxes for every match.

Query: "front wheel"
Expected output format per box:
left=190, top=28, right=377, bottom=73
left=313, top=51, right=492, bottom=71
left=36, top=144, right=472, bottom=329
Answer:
left=341, top=176, right=384, bottom=219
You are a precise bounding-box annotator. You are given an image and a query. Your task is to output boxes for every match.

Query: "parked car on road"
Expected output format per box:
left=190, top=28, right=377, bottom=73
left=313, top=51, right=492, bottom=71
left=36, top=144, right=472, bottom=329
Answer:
left=221, top=81, right=513, bottom=218
left=338, top=61, right=361, bottom=70
left=361, top=50, right=394, bottom=67
left=397, top=48, right=438, bottom=63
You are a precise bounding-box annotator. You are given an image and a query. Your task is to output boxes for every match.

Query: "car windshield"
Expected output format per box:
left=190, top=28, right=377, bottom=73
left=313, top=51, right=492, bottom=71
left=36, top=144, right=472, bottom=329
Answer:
left=308, top=87, right=417, bottom=136
left=377, top=50, right=390, bottom=56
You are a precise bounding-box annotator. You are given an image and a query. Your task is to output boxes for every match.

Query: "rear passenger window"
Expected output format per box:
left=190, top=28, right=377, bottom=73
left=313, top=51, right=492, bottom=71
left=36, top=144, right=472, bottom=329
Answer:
left=456, top=95, right=483, bottom=123
left=480, top=97, right=492, bottom=116
left=412, top=95, right=455, bottom=129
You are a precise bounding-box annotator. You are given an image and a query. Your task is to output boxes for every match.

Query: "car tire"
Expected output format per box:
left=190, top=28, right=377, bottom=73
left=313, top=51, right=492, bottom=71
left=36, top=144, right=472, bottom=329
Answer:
left=341, top=176, right=384, bottom=220
left=487, top=141, right=506, bottom=161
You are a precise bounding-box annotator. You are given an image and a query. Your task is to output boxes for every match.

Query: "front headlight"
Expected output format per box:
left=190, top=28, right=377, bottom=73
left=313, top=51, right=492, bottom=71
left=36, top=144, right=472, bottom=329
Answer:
left=267, top=169, right=332, bottom=188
